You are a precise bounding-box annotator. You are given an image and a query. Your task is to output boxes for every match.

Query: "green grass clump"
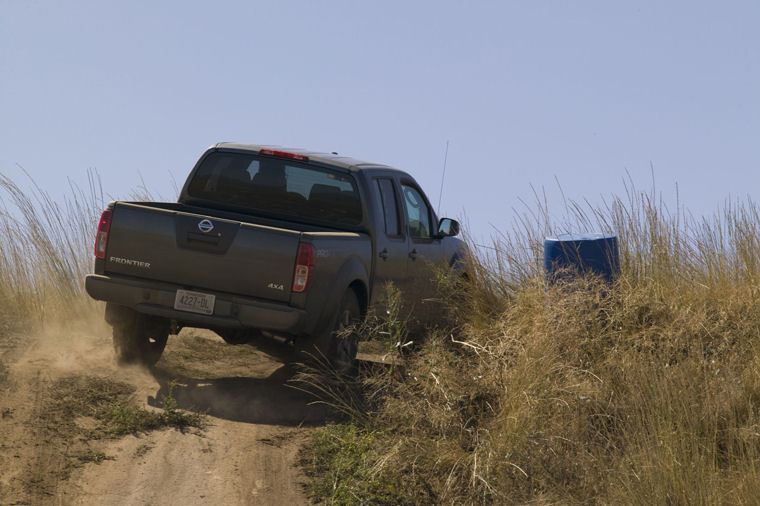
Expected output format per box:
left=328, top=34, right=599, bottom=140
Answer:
left=100, top=380, right=204, bottom=434
left=102, top=400, right=168, bottom=435
left=76, top=449, right=114, bottom=464
left=305, top=424, right=410, bottom=505
left=48, top=376, right=204, bottom=436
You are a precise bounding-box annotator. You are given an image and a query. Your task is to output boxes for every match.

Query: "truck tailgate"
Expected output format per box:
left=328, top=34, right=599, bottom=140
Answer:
left=104, top=202, right=300, bottom=303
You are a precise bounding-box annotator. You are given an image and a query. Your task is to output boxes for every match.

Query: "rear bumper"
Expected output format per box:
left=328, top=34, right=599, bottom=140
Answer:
left=85, top=273, right=306, bottom=332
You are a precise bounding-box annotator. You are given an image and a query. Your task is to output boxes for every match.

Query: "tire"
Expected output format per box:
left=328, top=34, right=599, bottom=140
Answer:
left=112, top=312, right=169, bottom=366
left=305, top=289, right=361, bottom=374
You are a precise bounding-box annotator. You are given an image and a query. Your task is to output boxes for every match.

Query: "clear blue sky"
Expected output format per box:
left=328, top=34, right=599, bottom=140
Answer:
left=2, top=1, right=758, bottom=241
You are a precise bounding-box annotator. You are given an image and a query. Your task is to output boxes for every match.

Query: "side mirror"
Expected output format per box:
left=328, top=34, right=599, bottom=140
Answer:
left=437, top=218, right=460, bottom=238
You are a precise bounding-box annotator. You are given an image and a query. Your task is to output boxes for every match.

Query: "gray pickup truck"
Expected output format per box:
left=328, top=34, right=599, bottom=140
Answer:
left=85, top=143, right=465, bottom=370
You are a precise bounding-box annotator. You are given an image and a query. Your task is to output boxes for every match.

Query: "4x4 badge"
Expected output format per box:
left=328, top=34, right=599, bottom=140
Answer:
left=198, top=219, right=214, bottom=233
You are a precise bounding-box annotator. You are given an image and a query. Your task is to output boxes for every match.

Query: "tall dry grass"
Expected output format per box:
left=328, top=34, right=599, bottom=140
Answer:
left=307, top=181, right=760, bottom=505
left=0, top=169, right=171, bottom=329
left=0, top=171, right=105, bottom=326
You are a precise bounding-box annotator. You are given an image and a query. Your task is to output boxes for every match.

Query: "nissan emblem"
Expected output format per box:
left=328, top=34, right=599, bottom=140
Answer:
left=198, top=219, right=214, bottom=233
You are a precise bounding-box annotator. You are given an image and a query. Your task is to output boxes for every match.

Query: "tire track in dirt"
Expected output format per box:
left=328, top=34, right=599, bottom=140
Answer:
left=0, top=321, right=325, bottom=505
left=0, top=335, right=59, bottom=505
left=1, top=352, right=72, bottom=504
left=1, top=321, right=122, bottom=504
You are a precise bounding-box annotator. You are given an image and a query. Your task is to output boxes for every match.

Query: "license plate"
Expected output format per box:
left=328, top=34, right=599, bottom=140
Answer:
left=174, top=289, right=215, bottom=315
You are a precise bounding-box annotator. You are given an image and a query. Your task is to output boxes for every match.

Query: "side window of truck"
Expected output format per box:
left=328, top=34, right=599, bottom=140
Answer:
left=376, top=178, right=401, bottom=237
left=401, top=184, right=432, bottom=239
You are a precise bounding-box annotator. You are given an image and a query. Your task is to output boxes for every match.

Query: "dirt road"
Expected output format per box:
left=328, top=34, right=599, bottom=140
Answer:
left=0, top=319, right=325, bottom=505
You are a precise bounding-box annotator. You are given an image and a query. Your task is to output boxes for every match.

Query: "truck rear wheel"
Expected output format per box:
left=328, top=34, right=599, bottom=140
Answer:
left=112, top=313, right=169, bottom=366
left=313, top=289, right=361, bottom=374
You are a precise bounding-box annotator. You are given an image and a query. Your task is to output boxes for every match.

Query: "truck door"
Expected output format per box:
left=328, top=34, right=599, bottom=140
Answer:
left=399, top=181, right=446, bottom=302
left=370, top=177, right=409, bottom=308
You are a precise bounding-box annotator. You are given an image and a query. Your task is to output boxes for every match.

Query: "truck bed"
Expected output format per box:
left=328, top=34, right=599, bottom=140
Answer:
left=104, top=201, right=305, bottom=303
left=88, top=200, right=371, bottom=335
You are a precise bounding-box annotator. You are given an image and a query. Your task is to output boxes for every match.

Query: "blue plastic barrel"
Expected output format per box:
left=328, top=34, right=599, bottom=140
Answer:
left=544, top=233, right=619, bottom=283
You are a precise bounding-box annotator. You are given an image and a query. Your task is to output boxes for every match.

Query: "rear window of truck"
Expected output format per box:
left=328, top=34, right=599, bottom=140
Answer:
left=186, top=151, right=362, bottom=226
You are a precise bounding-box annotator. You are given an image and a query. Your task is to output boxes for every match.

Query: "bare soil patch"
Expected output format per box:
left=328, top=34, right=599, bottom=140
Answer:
left=0, top=321, right=323, bottom=505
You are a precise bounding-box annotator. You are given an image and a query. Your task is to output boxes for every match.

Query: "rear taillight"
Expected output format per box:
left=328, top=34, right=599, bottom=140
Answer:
left=94, top=209, right=112, bottom=259
left=292, top=242, right=314, bottom=293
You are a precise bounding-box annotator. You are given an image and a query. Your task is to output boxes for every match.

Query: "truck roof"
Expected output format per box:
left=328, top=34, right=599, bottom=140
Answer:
left=214, top=142, right=406, bottom=174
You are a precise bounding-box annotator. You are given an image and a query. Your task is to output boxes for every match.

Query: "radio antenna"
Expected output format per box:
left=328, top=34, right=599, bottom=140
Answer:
left=436, top=140, right=449, bottom=215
